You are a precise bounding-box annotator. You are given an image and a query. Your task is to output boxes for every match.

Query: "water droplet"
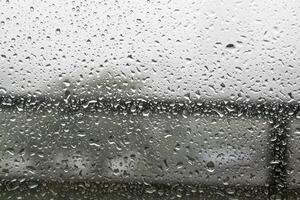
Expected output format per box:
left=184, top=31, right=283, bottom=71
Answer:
left=206, top=161, right=215, bottom=173
left=225, top=43, right=235, bottom=48
left=55, top=28, right=61, bottom=34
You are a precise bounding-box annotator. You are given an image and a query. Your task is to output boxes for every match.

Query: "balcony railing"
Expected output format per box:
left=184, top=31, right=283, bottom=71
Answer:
left=0, top=94, right=299, bottom=199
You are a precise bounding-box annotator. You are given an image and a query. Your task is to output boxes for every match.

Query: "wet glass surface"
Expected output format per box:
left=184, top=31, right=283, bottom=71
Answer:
left=0, top=0, right=299, bottom=199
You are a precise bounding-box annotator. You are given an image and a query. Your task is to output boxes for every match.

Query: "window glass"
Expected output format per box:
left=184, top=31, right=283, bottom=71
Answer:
left=0, top=0, right=299, bottom=199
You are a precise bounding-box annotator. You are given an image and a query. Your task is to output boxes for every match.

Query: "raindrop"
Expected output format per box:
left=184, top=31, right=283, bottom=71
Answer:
left=55, top=28, right=61, bottom=34
left=225, top=43, right=235, bottom=48
left=206, top=161, right=215, bottom=173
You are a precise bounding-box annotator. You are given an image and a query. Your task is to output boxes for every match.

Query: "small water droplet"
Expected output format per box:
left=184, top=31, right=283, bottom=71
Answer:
left=225, top=43, right=235, bottom=48
left=206, top=161, right=215, bottom=172
left=55, top=28, right=61, bottom=34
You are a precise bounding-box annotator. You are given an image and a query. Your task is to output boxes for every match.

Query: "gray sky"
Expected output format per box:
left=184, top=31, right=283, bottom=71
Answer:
left=0, top=0, right=299, bottom=102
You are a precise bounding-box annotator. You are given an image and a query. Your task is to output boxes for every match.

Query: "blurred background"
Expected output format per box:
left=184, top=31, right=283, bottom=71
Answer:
left=0, top=0, right=299, bottom=199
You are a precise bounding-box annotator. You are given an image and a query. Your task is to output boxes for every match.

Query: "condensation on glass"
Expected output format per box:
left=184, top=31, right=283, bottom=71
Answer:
left=0, top=0, right=299, bottom=199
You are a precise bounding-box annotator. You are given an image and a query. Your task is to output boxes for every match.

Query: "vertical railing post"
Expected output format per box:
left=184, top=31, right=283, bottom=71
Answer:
left=269, top=112, right=290, bottom=199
